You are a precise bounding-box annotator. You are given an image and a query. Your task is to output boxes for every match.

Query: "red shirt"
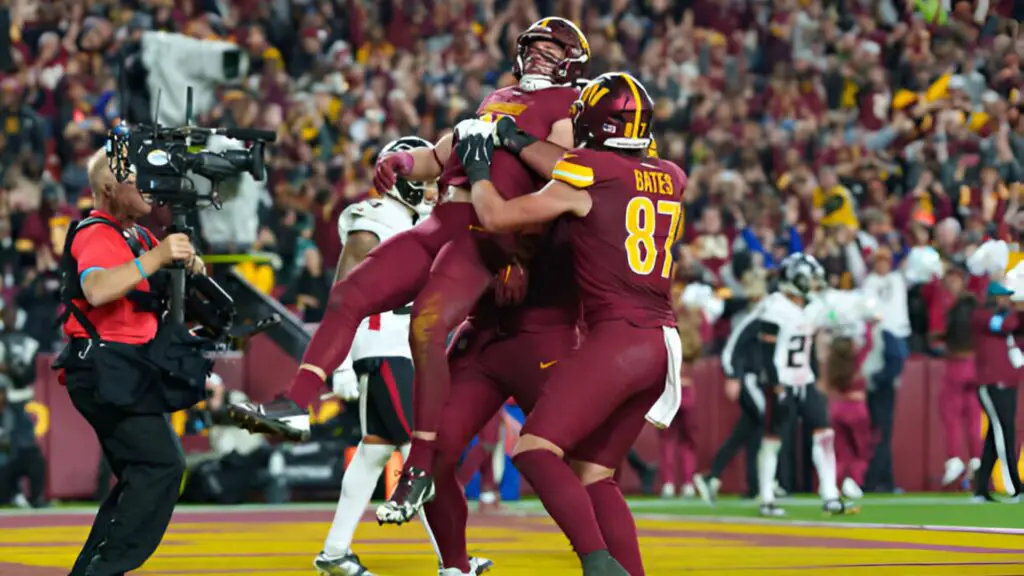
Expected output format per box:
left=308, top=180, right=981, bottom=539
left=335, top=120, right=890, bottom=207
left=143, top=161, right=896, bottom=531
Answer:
left=62, top=211, right=159, bottom=344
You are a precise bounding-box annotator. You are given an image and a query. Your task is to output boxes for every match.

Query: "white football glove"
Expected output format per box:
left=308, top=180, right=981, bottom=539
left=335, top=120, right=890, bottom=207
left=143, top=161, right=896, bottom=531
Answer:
left=332, top=355, right=360, bottom=401
left=453, top=118, right=495, bottom=143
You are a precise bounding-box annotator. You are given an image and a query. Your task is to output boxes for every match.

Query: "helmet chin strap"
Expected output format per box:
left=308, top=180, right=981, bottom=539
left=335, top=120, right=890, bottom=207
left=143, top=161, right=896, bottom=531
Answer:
left=519, top=74, right=556, bottom=92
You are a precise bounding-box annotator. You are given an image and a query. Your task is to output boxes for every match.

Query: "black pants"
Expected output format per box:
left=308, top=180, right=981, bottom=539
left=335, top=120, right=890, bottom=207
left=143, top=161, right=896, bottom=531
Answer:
left=974, top=384, right=1021, bottom=497
left=66, top=368, right=186, bottom=576
left=708, top=373, right=762, bottom=496
left=0, top=445, right=45, bottom=504
left=865, top=381, right=897, bottom=492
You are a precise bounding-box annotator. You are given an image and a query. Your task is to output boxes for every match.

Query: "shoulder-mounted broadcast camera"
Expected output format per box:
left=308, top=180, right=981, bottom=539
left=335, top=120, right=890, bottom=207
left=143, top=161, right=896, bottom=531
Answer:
left=105, top=87, right=280, bottom=347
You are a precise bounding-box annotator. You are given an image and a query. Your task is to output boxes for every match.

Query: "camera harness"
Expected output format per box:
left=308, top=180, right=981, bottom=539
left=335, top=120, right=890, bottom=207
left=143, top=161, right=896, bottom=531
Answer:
left=54, top=215, right=163, bottom=345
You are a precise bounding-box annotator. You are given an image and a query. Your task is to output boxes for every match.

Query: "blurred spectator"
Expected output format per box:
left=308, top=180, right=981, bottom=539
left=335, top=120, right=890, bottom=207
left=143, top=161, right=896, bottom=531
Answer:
left=0, top=374, right=46, bottom=508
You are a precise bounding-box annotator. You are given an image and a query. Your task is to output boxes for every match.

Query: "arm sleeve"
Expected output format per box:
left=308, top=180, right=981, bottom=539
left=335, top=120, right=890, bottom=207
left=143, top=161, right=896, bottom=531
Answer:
left=720, top=307, right=760, bottom=378
left=758, top=320, right=781, bottom=386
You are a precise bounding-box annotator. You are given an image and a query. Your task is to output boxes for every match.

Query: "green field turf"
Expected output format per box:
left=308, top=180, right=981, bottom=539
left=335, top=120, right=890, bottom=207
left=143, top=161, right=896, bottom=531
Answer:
left=508, top=494, right=1024, bottom=530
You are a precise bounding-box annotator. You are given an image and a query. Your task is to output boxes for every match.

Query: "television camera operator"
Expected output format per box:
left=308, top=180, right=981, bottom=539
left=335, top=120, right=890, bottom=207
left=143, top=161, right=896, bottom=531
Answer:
left=52, top=147, right=209, bottom=576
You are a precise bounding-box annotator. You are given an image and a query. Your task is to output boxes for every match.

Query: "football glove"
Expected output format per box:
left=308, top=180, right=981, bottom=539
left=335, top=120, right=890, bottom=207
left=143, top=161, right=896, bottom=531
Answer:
left=492, top=116, right=538, bottom=155
left=373, top=150, right=415, bottom=195
left=454, top=118, right=495, bottom=184
left=495, top=260, right=528, bottom=306
left=332, top=355, right=360, bottom=401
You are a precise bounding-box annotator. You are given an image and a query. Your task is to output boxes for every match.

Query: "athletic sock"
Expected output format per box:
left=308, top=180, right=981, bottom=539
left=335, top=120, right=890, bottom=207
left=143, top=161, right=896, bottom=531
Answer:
left=405, top=437, right=437, bottom=474
left=424, top=461, right=471, bottom=573
left=479, top=446, right=497, bottom=493
left=457, top=443, right=488, bottom=485
left=285, top=283, right=368, bottom=408
left=323, top=442, right=393, bottom=557
left=513, top=449, right=606, bottom=556
left=758, top=438, right=781, bottom=504
left=286, top=369, right=326, bottom=410
left=812, top=429, right=840, bottom=501
left=586, top=478, right=644, bottom=575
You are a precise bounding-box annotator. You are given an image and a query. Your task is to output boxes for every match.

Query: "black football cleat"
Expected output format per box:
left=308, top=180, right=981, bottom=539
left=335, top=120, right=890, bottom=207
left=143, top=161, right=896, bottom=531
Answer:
left=581, top=550, right=628, bottom=576
left=225, top=396, right=311, bottom=441
left=375, top=467, right=436, bottom=525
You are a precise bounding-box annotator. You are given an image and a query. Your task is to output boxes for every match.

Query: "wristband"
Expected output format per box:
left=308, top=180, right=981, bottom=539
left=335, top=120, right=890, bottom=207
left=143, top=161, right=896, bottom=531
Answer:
left=134, top=258, right=147, bottom=279
left=496, top=117, right=538, bottom=155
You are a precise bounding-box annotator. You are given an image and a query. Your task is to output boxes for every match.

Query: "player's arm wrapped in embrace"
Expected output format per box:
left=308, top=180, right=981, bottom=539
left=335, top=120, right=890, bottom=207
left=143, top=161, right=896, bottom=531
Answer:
left=455, top=118, right=590, bottom=234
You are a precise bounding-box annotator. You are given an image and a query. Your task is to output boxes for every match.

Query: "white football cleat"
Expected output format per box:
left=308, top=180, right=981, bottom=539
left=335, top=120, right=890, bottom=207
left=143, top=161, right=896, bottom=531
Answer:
left=841, top=477, right=864, bottom=499
left=681, top=483, right=696, bottom=498
left=660, top=483, right=676, bottom=499
left=942, top=457, right=966, bottom=486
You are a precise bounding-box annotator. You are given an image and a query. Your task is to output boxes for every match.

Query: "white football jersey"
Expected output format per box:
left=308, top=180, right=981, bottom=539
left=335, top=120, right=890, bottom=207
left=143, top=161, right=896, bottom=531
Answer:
left=760, top=292, right=816, bottom=387
left=338, top=197, right=420, bottom=361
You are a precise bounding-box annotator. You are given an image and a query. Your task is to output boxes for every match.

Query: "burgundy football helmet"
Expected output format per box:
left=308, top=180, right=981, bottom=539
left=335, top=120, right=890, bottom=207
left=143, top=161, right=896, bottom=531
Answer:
left=571, top=72, right=655, bottom=150
left=513, top=17, right=590, bottom=88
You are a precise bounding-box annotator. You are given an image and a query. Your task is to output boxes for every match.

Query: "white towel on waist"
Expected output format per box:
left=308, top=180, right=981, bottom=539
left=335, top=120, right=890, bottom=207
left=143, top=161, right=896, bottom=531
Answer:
left=645, top=326, right=684, bottom=429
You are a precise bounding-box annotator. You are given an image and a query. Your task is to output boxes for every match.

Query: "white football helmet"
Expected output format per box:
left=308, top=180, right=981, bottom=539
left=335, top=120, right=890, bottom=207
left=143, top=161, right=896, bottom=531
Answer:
left=378, top=136, right=436, bottom=217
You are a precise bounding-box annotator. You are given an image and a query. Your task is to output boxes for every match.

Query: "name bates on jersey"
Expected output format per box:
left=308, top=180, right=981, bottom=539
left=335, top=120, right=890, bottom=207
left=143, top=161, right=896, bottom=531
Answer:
left=337, top=197, right=421, bottom=360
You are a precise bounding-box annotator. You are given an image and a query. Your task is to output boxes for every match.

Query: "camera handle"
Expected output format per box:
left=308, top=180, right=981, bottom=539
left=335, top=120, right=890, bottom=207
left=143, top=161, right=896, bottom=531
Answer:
left=166, top=211, right=194, bottom=326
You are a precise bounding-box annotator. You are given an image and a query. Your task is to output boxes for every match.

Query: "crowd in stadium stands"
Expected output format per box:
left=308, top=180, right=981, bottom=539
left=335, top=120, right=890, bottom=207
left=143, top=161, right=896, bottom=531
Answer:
left=0, top=0, right=1015, bottom=506
left=0, top=0, right=1016, bottom=350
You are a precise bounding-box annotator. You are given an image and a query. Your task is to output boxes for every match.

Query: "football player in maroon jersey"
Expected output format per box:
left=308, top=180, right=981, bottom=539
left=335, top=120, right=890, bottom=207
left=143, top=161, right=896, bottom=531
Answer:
left=227, top=17, right=592, bottom=526
left=452, top=72, right=687, bottom=576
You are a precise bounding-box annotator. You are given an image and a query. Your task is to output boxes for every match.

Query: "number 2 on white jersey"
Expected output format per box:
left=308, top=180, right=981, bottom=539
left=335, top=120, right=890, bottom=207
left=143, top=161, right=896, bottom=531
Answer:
left=624, top=197, right=684, bottom=279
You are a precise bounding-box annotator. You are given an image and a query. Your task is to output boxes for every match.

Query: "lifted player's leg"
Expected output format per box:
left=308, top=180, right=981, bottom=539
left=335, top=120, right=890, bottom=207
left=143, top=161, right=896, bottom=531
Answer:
left=227, top=235, right=432, bottom=440
left=378, top=235, right=493, bottom=523
left=226, top=205, right=476, bottom=440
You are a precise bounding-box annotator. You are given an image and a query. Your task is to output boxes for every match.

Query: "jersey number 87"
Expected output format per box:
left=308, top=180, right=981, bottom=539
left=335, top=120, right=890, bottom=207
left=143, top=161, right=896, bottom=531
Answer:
left=625, top=196, right=684, bottom=279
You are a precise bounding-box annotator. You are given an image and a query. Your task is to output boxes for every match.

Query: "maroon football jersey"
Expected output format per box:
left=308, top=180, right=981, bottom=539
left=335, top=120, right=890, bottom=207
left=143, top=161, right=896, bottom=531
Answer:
left=553, top=148, right=687, bottom=328
left=440, top=85, right=579, bottom=200
left=469, top=221, right=581, bottom=332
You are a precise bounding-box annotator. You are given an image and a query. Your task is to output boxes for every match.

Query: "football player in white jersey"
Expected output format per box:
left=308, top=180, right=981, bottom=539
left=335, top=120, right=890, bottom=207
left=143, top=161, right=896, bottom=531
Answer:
left=752, top=253, right=854, bottom=517
left=314, top=137, right=492, bottom=576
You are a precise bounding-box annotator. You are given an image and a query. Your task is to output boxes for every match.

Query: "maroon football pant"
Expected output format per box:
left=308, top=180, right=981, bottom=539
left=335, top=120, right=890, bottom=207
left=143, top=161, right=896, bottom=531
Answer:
left=524, top=320, right=667, bottom=467
left=658, top=386, right=697, bottom=490
left=939, top=356, right=983, bottom=462
left=285, top=203, right=475, bottom=408
left=425, top=323, right=579, bottom=572
left=513, top=320, right=667, bottom=575
left=831, top=398, right=872, bottom=486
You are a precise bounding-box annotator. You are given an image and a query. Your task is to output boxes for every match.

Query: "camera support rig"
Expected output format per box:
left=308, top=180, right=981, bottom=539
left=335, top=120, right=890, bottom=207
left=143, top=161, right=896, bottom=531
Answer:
left=106, top=86, right=279, bottom=344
